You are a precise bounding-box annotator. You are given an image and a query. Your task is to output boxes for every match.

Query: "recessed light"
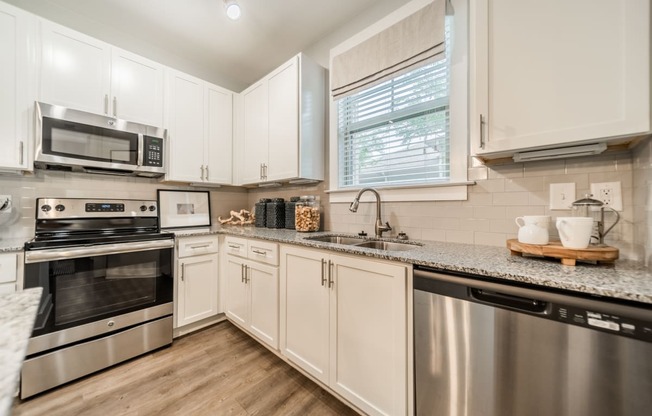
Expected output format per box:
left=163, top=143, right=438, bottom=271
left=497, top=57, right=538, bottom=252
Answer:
left=224, top=0, right=241, bottom=20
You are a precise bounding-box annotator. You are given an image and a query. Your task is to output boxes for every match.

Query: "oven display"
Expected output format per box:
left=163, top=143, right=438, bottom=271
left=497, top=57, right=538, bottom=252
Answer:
left=86, top=203, right=125, bottom=212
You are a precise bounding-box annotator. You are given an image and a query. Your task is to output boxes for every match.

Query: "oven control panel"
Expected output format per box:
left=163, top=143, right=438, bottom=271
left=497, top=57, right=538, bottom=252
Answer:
left=37, top=198, right=158, bottom=219
left=86, top=203, right=125, bottom=213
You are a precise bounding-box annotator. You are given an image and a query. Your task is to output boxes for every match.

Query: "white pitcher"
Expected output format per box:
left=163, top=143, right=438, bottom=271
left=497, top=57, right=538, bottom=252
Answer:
left=515, top=215, right=550, bottom=245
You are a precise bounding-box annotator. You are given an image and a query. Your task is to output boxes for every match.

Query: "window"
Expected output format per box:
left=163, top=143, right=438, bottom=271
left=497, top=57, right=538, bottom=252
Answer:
left=337, top=20, right=451, bottom=189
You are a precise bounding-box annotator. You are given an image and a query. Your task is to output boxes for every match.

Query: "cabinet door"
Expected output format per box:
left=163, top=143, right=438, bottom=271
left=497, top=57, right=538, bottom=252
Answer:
left=111, top=47, right=164, bottom=126
left=280, top=246, right=330, bottom=384
left=267, top=57, right=299, bottom=181
left=224, top=256, right=248, bottom=326
left=240, top=81, right=268, bottom=184
left=40, top=20, right=111, bottom=115
left=0, top=2, right=30, bottom=170
left=205, top=83, right=233, bottom=185
left=246, top=260, right=279, bottom=349
left=471, top=0, right=650, bottom=156
left=166, top=70, right=205, bottom=182
left=330, top=255, right=407, bottom=416
left=177, top=253, right=218, bottom=327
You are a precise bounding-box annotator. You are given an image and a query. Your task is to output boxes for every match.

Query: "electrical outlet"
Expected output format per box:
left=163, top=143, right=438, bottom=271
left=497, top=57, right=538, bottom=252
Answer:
left=549, top=183, right=575, bottom=210
left=590, top=182, right=623, bottom=211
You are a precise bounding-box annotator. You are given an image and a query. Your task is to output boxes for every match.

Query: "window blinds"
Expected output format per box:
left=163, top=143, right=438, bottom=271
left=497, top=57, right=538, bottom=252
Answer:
left=338, top=59, right=450, bottom=188
left=331, top=0, right=447, bottom=100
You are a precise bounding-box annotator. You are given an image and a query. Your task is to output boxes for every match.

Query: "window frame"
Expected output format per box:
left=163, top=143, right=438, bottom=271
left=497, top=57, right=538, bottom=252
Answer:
left=327, top=0, right=470, bottom=203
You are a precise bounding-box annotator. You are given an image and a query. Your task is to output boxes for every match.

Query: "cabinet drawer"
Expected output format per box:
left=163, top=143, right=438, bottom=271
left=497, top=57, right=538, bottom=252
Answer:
left=0, top=253, right=17, bottom=284
left=177, top=235, right=219, bottom=258
left=224, top=237, right=248, bottom=258
left=248, top=240, right=278, bottom=266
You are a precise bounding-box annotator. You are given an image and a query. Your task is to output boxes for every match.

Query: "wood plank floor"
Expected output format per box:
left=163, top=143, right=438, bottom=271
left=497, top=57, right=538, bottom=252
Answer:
left=14, top=321, right=359, bottom=416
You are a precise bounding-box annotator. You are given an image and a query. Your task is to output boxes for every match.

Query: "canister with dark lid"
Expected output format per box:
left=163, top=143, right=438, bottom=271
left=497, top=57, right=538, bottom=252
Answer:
left=266, top=198, right=285, bottom=228
left=255, top=198, right=271, bottom=227
left=285, top=196, right=301, bottom=229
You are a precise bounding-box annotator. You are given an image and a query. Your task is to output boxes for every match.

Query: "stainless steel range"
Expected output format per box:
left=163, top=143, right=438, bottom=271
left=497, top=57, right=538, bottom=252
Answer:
left=21, top=198, right=175, bottom=399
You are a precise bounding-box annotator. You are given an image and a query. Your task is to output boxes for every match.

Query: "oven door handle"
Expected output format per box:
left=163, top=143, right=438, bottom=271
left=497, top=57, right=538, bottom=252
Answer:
left=25, top=239, right=174, bottom=263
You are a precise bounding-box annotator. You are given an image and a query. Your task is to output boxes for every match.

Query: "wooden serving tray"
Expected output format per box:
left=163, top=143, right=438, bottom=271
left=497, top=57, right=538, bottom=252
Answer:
left=507, top=239, right=619, bottom=266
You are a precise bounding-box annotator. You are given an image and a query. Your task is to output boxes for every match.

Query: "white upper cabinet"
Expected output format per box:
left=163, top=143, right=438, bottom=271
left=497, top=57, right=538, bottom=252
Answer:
left=470, top=0, right=651, bottom=159
left=166, top=70, right=205, bottom=183
left=110, top=47, right=164, bottom=126
left=0, top=1, right=34, bottom=171
left=241, top=81, right=269, bottom=184
left=40, top=20, right=164, bottom=126
left=165, top=69, right=234, bottom=185
left=205, top=82, right=233, bottom=184
left=237, top=53, right=325, bottom=185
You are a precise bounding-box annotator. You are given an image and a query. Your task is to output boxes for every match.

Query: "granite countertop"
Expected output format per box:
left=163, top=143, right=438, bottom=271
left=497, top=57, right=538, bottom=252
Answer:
left=173, top=225, right=652, bottom=305
left=0, top=238, right=28, bottom=253
left=0, top=288, right=41, bottom=416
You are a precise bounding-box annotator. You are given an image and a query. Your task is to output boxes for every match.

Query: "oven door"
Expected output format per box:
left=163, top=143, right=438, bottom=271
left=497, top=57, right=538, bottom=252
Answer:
left=24, top=239, right=174, bottom=355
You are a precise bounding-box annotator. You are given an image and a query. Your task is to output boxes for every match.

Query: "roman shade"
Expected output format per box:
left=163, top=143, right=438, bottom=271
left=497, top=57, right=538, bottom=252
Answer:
left=331, top=0, right=447, bottom=99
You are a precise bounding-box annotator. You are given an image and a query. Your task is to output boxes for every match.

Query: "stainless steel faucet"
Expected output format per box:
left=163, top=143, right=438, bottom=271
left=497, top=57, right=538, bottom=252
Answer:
left=349, top=188, right=392, bottom=238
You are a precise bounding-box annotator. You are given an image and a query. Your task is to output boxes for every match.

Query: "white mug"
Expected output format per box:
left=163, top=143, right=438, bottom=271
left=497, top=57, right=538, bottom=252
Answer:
left=556, top=217, right=594, bottom=249
left=515, top=215, right=550, bottom=245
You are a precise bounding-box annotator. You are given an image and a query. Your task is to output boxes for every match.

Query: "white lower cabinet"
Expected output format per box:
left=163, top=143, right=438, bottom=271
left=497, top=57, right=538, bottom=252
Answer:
left=0, top=252, right=20, bottom=294
left=280, top=245, right=408, bottom=416
left=175, top=235, right=219, bottom=328
left=224, top=237, right=279, bottom=349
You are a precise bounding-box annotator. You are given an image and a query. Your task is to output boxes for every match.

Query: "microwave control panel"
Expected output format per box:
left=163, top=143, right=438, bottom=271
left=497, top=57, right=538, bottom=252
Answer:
left=143, top=136, right=163, bottom=167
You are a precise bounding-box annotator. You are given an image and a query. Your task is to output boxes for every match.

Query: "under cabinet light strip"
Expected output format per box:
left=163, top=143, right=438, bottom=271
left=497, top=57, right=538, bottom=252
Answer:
left=512, top=143, right=607, bottom=162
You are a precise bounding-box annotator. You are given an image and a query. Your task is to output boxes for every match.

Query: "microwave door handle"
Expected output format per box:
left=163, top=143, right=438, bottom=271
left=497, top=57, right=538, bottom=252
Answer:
left=137, top=134, right=144, bottom=167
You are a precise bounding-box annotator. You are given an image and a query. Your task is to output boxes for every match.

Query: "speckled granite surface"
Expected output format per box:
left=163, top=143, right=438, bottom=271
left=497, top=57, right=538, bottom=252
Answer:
left=0, top=288, right=41, bottom=416
left=0, top=238, right=27, bottom=253
left=175, top=225, right=652, bottom=305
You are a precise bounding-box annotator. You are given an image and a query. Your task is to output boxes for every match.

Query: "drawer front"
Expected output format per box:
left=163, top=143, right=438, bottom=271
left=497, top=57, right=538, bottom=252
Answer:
left=248, top=240, right=278, bottom=266
left=177, top=236, right=219, bottom=258
left=0, top=253, right=17, bottom=283
left=224, top=237, right=248, bottom=258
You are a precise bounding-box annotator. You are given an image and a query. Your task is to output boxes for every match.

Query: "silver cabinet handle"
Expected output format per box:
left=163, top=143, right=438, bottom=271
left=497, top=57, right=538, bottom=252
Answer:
left=241, top=263, right=245, bottom=282
left=190, top=244, right=210, bottom=249
left=320, top=258, right=326, bottom=286
left=200, top=165, right=205, bottom=181
left=263, top=163, right=268, bottom=180
left=104, top=94, right=109, bottom=115
left=205, top=166, right=209, bottom=181
left=228, top=244, right=242, bottom=249
left=328, top=260, right=334, bottom=289
left=252, top=249, right=267, bottom=256
left=260, top=163, right=263, bottom=180
left=479, top=114, right=486, bottom=149
left=113, top=96, right=117, bottom=117
left=181, top=263, right=185, bottom=281
left=19, top=141, right=24, bottom=165
left=244, top=265, right=249, bottom=283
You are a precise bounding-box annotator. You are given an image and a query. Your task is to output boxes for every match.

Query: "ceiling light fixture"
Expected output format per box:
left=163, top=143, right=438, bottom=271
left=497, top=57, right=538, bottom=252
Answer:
left=224, top=0, right=241, bottom=20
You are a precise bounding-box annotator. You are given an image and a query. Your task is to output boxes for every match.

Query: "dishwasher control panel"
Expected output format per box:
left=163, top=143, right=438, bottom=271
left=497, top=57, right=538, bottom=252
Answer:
left=554, top=305, right=652, bottom=342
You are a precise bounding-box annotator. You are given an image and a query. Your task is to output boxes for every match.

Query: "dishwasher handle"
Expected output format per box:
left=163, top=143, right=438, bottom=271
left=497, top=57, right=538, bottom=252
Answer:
left=470, top=288, right=548, bottom=314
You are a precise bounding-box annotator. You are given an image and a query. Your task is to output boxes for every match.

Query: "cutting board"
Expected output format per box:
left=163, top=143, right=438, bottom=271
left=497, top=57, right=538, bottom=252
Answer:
left=507, top=239, right=619, bottom=266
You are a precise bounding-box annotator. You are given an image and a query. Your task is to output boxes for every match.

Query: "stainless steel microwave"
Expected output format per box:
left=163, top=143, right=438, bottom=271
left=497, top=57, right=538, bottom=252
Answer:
left=35, top=101, right=166, bottom=177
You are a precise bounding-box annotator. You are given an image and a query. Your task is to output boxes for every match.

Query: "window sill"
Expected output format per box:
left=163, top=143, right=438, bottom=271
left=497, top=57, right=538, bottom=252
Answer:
left=326, top=181, right=475, bottom=203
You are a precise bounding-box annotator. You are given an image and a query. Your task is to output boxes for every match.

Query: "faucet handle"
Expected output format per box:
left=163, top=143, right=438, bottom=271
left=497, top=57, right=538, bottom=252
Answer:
left=358, top=230, right=368, bottom=237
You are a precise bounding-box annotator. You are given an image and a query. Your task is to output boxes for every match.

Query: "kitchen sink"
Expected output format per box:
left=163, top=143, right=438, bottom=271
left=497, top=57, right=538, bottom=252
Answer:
left=305, top=235, right=420, bottom=251
left=354, top=241, right=418, bottom=251
left=305, top=235, right=366, bottom=245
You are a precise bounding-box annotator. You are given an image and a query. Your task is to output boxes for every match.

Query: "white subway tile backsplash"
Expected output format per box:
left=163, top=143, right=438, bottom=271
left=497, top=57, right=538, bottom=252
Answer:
left=492, top=192, right=530, bottom=206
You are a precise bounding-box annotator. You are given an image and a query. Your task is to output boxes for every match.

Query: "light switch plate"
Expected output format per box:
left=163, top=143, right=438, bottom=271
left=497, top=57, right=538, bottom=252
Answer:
left=549, top=183, right=575, bottom=210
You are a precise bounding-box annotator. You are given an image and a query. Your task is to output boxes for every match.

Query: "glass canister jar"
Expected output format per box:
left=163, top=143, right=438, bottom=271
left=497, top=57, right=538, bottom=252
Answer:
left=266, top=198, right=286, bottom=228
left=254, top=198, right=271, bottom=228
left=295, top=195, right=320, bottom=232
left=285, top=196, right=301, bottom=229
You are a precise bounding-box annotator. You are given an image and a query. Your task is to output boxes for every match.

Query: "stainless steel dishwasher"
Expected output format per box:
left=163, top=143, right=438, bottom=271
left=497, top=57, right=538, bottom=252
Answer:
left=414, top=266, right=652, bottom=416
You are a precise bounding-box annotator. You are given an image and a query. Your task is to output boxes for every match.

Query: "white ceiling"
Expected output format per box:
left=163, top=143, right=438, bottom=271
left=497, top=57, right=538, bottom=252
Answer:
left=5, top=0, right=412, bottom=91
